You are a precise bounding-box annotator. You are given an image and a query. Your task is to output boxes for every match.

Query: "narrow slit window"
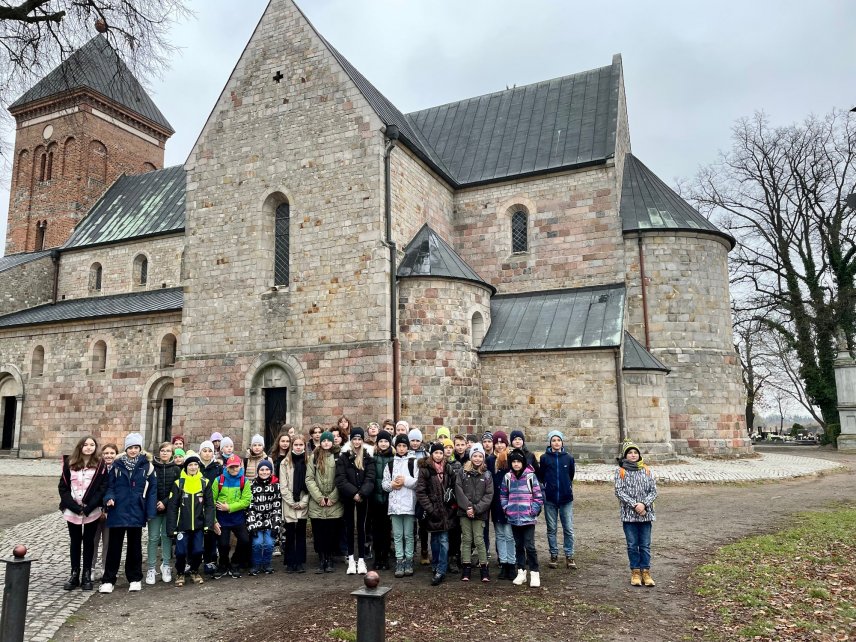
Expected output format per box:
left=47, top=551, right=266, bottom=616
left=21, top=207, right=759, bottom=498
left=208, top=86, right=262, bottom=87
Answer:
left=511, top=210, right=528, bottom=253
left=274, top=202, right=290, bottom=285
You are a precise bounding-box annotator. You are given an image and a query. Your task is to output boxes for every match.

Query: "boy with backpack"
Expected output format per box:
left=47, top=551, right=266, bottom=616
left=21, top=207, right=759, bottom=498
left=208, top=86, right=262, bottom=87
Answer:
left=382, top=434, right=418, bottom=577
left=165, top=451, right=215, bottom=586
left=212, top=454, right=252, bottom=578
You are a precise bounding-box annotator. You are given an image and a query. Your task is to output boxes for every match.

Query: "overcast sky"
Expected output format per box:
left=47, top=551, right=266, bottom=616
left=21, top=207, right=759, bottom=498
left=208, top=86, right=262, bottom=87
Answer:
left=1, top=0, right=854, bottom=252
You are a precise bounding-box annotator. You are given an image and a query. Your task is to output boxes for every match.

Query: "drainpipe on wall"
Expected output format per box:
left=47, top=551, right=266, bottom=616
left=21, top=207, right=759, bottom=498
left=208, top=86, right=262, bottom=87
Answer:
left=50, top=249, right=60, bottom=305
left=637, top=235, right=651, bottom=350
left=383, top=125, right=400, bottom=420
left=614, top=347, right=627, bottom=444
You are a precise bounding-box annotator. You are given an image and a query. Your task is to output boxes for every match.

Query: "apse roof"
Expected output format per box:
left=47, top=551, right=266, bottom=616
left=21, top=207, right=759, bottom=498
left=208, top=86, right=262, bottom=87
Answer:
left=622, top=331, right=670, bottom=373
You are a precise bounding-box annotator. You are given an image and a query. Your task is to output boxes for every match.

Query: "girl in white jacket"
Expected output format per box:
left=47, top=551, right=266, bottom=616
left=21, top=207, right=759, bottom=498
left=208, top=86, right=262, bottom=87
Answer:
left=382, top=434, right=418, bottom=577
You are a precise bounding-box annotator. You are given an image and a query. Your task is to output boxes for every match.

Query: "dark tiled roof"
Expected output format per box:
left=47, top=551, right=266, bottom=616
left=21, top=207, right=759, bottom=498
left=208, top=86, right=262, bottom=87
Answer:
left=397, top=224, right=495, bottom=293
left=622, top=332, right=670, bottom=373
left=479, top=283, right=625, bottom=353
left=0, top=250, right=52, bottom=274
left=10, top=35, right=173, bottom=133
left=64, top=166, right=185, bottom=249
left=0, top=287, right=182, bottom=329
left=620, top=154, right=734, bottom=247
left=408, top=63, right=620, bottom=186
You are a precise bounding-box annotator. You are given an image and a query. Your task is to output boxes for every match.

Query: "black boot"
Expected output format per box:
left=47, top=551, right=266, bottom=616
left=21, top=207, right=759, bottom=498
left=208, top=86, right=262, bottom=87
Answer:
left=63, top=569, right=80, bottom=591
left=460, top=563, right=472, bottom=582
left=497, top=563, right=508, bottom=581
left=80, top=568, right=93, bottom=591
left=315, top=555, right=326, bottom=574
left=325, top=554, right=335, bottom=573
left=505, top=563, right=517, bottom=580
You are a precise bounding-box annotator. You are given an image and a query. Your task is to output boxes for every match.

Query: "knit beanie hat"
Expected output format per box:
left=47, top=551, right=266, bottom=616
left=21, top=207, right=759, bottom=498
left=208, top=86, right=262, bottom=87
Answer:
left=429, top=442, right=445, bottom=455
left=481, top=431, right=493, bottom=442
left=210, top=432, right=223, bottom=442
left=173, top=448, right=186, bottom=458
left=376, top=430, right=393, bottom=444
left=182, top=451, right=201, bottom=470
left=622, top=440, right=642, bottom=459
left=395, top=420, right=410, bottom=433
left=225, top=454, right=242, bottom=468
left=171, top=434, right=185, bottom=446
left=441, top=438, right=454, bottom=449
left=251, top=434, right=265, bottom=447
left=508, top=448, right=527, bottom=465
left=492, top=431, right=509, bottom=446
left=320, top=431, right=334, bottom=444
left=408, top=428, right=423, bottom=442
left=469, top=443, right=485, bottom=459
left=394, top=434, right=410, bottom=449
left=199, top=440, right=215, bottom=453
left=220, top=436, right=234, bottom=449
left=124, top=432, right=143, bottom=451
left=547, top=430, right=565, bottom=446
left=350, top=427, right=365, bottom=441
left=256, top=459, right=273, bottom=475
left=510, top=430, right=525, bottom=444
left=436, top=426, right=451, bottom=441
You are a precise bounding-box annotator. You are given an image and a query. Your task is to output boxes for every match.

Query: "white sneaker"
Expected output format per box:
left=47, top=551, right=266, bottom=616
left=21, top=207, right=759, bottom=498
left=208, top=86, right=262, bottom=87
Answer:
left=128, top=581, right=142, bottom=592
left=357, top=558, right=367, bottom=574
left=346, top=556, right=357, bottom=575
left=98, top=583, right=114, bottom=594
left=512, top=569, right=528, bottom=586
left=145, top=568, right=157, bottom=585
left=529, top=571, right=541, bottom=588
left=161, top=565, right=172, bottom=583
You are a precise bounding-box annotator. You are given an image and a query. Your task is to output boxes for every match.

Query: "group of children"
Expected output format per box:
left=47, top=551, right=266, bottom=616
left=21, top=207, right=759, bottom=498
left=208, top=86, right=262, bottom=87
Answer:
left=59, top=419, right=658, bottom=594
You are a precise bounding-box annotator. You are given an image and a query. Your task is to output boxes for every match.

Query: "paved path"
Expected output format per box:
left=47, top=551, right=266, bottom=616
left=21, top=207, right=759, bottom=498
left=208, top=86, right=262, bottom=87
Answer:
left=0, top=451, right=844, bottom=641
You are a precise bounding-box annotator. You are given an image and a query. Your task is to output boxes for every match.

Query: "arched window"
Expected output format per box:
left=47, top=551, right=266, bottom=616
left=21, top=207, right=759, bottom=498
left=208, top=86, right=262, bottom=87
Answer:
left=275, top=201, right=290, bottom=285
left=35, top=221, right=47, bottom=251
left=92, top=340, right=107, bottom=373
left=160, top=334, right=177, bottom=368
left=46, top=150, right=54, bottom=180
left=31, top=345, right=45, bottom=377
left=39, top=152, right=47, bottom=182
left=16, top=149, right=30, bottom=188
left=88, top=140, right=107, bottom=184
left=133, top=254, right=148, bottom=287
left=89, top=263, right=103, bottom=292
left=471, top=312, right=485, bottom=348
left=62, top=137, right=78, bottom=177
left=511, top=210, right=528, bottom=253
left=143, top=162, right=157, bottom=173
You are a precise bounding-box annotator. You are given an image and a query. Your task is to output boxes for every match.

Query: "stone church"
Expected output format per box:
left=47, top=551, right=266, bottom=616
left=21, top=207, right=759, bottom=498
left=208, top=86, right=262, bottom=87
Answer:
left=0, top=0, right=749, bottom=461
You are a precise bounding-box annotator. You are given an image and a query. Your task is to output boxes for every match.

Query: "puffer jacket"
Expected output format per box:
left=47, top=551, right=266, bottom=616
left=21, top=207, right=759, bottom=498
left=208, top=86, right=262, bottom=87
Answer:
left=487, top=454, right=510, bottom=524
left=211, top=467, right=252, bottom=528
left=246, top=477, right=282, bottom=533
left=500, top=465, right=543, bottom=526
left=165, top=471, right=215, bottom=535
left=104, top=455, right=157, bottom=528
left=200, top=458, right=223, bottom=485
left=335, top=448, right=376, bottom=501
left=614, top=464, right=657, bottom=523
left=153, top=459, right=181, bottom=511
left=371, top=448, right=394, bottom=504
left=279, top=454, right=309, bottom=523
left=381, top=455, right=418, bottom=516
left=538, top=448, right=575, bottom=505
left=306, top=451, right=343, bottom=520
left=415, top=458, right=455, bottom=532
left=454, top=461, right=494, bottom=521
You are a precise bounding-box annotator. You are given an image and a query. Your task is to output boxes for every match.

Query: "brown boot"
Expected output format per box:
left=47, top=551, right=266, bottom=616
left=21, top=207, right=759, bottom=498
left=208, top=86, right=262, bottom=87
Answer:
left=630, top=569, right=642, bottom=586
left=641, top=569, right=655, bottom=587
left=566, top=556, right=576, bottom=569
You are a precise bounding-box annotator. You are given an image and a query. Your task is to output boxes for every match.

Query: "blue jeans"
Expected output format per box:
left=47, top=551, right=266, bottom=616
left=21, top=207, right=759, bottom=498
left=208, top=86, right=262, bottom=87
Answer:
left=430, top=531, right=449, bottom=575
left=622, top=521, right=652, bottom=569
left=493, top=522, right=515, bottom=564
left=544, top=501, right=574, bottom=557
left=252, top=529, right=275, bottom=569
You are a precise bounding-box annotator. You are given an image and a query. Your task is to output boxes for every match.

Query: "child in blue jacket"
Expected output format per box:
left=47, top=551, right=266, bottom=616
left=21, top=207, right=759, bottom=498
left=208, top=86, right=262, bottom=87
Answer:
left=538, top=430, right=576, bottom=569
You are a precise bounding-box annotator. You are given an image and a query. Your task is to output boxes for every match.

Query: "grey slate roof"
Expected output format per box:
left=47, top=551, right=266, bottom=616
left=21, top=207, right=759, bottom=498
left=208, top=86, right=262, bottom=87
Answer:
left=397, top=224, right=495, bottom=293
left=64, top=166, right=185, bottom=249
left=622, top=332, right=670, bottom=373
left=0, top=250, right=52, bottom=274
left=10, top=35, right=173, bottom=133
left=479, top=283, right=625, bottom=353
left=408, top=63, right=620, bottom=186
left=620, top=154, right=734, bottom=247
left=0, top=287, right=182, bottom=329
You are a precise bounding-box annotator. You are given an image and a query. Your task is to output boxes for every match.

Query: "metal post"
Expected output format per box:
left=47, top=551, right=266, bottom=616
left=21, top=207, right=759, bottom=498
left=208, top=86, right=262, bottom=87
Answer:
left=1, top=545, right=36, bottom=642
left=351, top=572, right=391, bottom=642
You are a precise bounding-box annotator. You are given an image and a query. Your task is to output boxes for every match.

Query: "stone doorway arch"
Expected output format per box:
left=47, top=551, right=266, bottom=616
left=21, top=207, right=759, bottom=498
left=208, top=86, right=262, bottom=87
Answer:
left=141, top=374, right=175, bottom=453
left=244, top=353, right=304, bottom=450
left=0, top=365, right=24, bottom=454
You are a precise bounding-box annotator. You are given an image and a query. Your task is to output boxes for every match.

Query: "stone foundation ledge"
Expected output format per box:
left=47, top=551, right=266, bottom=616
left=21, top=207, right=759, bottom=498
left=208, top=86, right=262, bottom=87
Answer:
left=575, top=452, right=844, bottom=483
left=837, top=435, right=856, bottom=453
left=672, top=437, right=754, bottom=458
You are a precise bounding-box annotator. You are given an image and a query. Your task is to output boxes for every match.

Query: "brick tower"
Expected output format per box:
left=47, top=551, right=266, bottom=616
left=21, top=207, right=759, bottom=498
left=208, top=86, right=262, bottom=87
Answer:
left=5, top=36, right=174, bottom=255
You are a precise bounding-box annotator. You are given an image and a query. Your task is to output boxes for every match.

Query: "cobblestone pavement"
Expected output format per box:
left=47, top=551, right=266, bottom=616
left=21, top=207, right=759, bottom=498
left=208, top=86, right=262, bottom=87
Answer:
left=0, top=451, right=845, bottom=641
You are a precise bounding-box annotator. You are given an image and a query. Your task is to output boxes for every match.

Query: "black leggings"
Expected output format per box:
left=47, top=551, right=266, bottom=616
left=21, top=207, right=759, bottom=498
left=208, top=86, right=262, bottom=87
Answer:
left=217, top=523, right=250, bottom=570
left=344, top=500, right=369, bottom=558
left=311, top=517, right=342, bottom=557
left=103, top=526, right=143, bottom=584
left=282, top=519, right=307, bottom=566
left=67, top=521, right=99, bottom=572
left=369, top=501, right=391, bottom=562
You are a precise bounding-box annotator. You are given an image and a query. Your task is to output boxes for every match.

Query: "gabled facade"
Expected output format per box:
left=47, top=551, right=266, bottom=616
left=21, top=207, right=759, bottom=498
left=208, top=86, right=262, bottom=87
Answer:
left=0, top=0, right=749, bottom=460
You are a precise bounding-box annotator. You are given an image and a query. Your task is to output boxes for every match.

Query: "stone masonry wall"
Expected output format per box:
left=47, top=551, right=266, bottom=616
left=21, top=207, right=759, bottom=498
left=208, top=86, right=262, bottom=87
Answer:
left=0, top=255, right=55, bottom=315
left=56, top=234, right=184, bottom=300
left=6, top=107, right=166, bottom=255
left=453, top=165, right=625, bottom=294
left=480, top=350, right=619, bottom=458
left=623, top=370, right=672, bottom=456
left=398, top=277, right=491, bottom=434
left=390, top=145, right=454, bottom=248
left=624, top=233, right=749, bottom=454
left=0, top=312, right=181, bottom=457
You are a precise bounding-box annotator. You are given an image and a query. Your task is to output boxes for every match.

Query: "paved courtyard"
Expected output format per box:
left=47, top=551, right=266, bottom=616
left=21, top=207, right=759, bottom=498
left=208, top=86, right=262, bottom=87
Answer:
left=0, top=450, right=847, bottom=641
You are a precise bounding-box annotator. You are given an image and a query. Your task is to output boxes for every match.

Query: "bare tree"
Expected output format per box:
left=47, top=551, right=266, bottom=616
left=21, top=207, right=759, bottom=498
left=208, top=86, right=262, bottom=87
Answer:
left=733, top=307, right=769, bottom=434
left=692, top=111, right=856, bottom=429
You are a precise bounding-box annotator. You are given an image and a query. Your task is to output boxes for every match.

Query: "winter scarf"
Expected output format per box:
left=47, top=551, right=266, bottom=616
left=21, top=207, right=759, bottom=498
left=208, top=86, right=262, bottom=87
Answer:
left=290, top=452, right=308, bottom=503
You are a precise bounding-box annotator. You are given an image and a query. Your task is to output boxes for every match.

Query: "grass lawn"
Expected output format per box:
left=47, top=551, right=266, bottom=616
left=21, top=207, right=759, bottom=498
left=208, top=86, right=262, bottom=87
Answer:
left=694, top=503, right=856, bottom=641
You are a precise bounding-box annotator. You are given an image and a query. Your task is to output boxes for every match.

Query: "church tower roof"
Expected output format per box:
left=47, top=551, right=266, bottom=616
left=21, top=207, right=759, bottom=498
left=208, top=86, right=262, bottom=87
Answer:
left=9, top=35, right=173, bottom=133
left=397, top=224, right=495, bottom=293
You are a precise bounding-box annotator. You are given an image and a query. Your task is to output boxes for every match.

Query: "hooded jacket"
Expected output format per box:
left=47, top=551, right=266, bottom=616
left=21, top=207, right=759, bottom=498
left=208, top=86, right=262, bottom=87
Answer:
left=487, top=454, right=510, bottom=524
left=500, top=465, right=544, bottom=526
left=306, top=451, right=344, bottom=520
left=454, top=460, right=494, bottom=521
left=371, top=447, right=394, bottom=504
left=104, top=454, right=157, bottom=528
left=335, top=447, right=376, bottom=501
left=246, top=476, right=282, bottom=533
left=279, top=453, right=309, bottom=523
left=211, top=466, right=252, bottom=528
left=415, top=457, right=455, bottom=532
left=153, top=458, right=181, bottom=509
left=614, top=464, right=657, bottom=523
left=538, top=447, right=575, bottom=505
left=165, top=470, right=215, bottom=535
left=200, top=457, right=223, bottom=485
left=381, top=454, right=418, bottom=516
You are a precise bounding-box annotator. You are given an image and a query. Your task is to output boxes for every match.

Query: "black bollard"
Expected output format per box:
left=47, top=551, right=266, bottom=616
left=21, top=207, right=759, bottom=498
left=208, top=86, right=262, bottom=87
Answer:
left=1, top=545, right=36, bottom=642
left=351, top=571, right=391, bottom=642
